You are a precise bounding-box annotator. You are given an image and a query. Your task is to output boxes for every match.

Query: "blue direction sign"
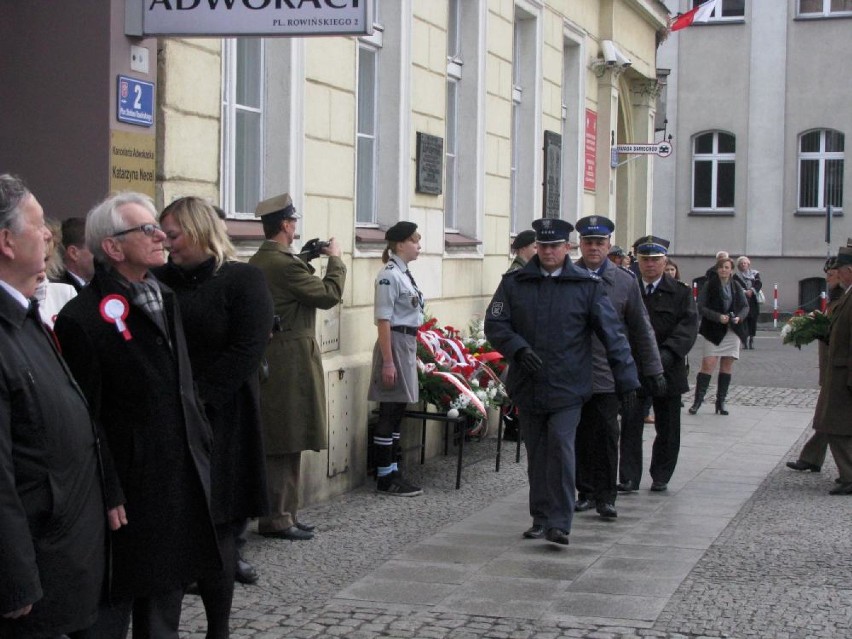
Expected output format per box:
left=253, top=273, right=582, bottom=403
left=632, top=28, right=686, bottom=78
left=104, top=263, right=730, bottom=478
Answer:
left=117, top=75, right=154, bottom=127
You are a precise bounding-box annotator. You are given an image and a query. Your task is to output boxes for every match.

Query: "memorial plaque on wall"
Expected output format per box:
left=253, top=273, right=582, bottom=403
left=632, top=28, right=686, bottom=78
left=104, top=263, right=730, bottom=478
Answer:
left=416, top=132, right=443, bottom=195
left=542, top=130, right=562, bottom=219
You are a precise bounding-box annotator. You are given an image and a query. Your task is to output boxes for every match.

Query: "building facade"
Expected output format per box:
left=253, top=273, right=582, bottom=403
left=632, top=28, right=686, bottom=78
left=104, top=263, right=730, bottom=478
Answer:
left=1, top=0, right=669, bottom=505
left=654, top=0, right=851, bottom=311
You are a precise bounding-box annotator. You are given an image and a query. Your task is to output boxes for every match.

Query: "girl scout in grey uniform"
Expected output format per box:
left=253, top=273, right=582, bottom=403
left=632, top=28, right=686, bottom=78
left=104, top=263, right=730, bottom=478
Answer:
left=369, top=221, right=425, bottom=496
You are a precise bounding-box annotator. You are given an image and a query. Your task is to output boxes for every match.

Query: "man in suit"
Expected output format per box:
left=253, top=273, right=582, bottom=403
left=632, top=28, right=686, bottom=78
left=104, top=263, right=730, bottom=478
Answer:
left=250, top=193, right=346, bottom=541
left=573, top=216, right=665, bottom=518
left=51, top=217, right=94, bottom=291
left=812, top=246, right=852, bottom=495
left=618, top=236, right=698, bottom=493
left=54, top=192, right=220, bottom=638
left=0, top=174, right=107, bottom=638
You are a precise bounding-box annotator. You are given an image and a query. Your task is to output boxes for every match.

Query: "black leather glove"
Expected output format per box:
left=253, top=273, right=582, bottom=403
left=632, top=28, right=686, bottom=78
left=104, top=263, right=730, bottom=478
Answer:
left=515, top=347, right=543, bottom=375
left=646, top=373, right=668, bottom=398
left=619, top=389, right=639, bottom=416
left=300, top=238, right=329, bottom=261
left=659, top=348, right=677, bottom=371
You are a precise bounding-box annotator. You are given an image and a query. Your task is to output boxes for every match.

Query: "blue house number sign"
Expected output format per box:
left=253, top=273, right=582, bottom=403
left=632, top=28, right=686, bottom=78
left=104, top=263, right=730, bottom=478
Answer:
left=117, top=75, right=155, bottom=127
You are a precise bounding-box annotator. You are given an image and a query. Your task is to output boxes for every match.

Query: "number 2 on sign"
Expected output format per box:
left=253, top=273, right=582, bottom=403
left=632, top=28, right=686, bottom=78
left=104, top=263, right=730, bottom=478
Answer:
left=133, top=85, right=142, bottom=110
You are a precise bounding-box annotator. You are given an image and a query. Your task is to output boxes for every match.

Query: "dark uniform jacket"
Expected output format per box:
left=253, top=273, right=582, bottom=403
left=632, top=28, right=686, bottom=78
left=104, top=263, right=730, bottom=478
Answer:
left=576, top=258, right=662, bottom=393
left=249, top=241, right=346, bottom=454
left=642, top=274, right=699, bottom=396
left=54, top=266, right=220, bottom=600
left=697, top=276, right=748, bottom=345
left=484, top=255, right=639, bottom=411
left=49, top=269, right=85, bottom=292
left=0, top=288, right=105, bottom=638
left=153, top=258, right=273, bottom=524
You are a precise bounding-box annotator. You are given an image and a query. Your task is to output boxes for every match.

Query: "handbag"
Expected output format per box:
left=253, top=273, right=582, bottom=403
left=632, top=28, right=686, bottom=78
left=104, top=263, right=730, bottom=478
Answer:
left=756, top=289, right=766, bottom=304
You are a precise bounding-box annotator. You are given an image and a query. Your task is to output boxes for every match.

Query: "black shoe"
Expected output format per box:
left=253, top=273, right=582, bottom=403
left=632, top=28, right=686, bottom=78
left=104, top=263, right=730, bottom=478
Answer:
left=574, top=498, right=595, bottom=512
left=596, top=502, right=617, bottom=519
left=235, top=558, right=258, bottom=584
left=259, top=526, right=314, bottom=541
left=376, top=472, right=423, bottom=497
left=650, top=481, right=668, bottom=492
left=523, top=524, right=546, bottom=539
left=545, top=528, right=570, bottom=545
left=786, top=460, right=821, bottom=472
left=829, top=481, right=852, bottom=495
left=184, top=582, right=199, bottom=595
left=617, top=480, right=638, bottom=493
left=295, top=521, right=316, bottom=532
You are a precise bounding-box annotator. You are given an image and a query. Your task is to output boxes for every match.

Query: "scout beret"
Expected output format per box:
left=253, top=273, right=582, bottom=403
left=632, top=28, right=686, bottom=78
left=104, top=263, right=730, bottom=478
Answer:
left=385, top=221, right=418, bottom=242
left=511, top=230, right=536, bottom=250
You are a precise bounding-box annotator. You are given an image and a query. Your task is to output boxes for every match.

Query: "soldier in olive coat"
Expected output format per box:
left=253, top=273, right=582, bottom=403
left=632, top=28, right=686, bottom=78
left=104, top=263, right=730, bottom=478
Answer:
left=249, top=194, right=346, bottom=540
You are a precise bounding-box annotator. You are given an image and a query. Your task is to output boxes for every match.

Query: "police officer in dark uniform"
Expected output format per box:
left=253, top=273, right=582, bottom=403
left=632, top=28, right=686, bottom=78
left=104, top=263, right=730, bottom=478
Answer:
left=484, top=218, right=639, bottom=546
left=573, top=216, right=665, bottom=519
left=618, top=236, right=698, bottom=493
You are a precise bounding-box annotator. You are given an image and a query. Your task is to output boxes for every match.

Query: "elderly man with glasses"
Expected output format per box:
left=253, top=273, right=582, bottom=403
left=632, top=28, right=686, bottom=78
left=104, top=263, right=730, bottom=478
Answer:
left=54, top=192, right=220, bottom=638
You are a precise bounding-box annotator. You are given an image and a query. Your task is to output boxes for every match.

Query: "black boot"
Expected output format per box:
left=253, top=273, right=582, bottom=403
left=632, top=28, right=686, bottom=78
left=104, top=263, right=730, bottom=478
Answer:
left=715, top=372, right=731, bottom=415
left=688, top=372, right=712, bottom=415
left=748, top=336, right=754, bottom=349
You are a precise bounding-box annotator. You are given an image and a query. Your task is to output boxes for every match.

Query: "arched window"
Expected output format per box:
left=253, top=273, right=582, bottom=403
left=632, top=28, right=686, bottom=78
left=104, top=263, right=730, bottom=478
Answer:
left=798, top=129, right=844, bottom=212
left=692, top=131, right=735, bottom=212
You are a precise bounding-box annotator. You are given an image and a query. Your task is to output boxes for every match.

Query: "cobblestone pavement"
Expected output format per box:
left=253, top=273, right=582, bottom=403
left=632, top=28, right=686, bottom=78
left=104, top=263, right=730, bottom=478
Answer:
left=178, top=332, right=851, bottom=638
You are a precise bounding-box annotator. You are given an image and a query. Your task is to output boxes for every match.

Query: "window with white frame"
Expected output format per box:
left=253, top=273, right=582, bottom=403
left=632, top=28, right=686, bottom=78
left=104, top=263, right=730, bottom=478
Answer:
left=221, top=38, right=264, bottom=218
left=798, top=0, right=852, bottom=16
left=445, top=0, right=461, bottom=231
left=691, top=0, right=745, bottom=19
left=356, top=42, right=378, bottom=225
left=510, top=5, right=539, bottom=234
left=692, top=131, right=735, bottom=212
left=798, top=129, right=844, bottom=212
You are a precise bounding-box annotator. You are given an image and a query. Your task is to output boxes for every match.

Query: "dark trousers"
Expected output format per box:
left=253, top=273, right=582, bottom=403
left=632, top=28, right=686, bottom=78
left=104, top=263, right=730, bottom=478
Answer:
left=76, top=589, right=183, bottom=639
left=798, top=431, right=829, bottom=467
left=827, top=434, right=852, bottom=482
left=520, top=405, right=582, bottom=531
left=575, top=393, right=620, bottom=504
left=620, top=394, right=683, bottom=486
left=374, top=402, right=406, bottom=474
left=196, top=521, right=238, bottom=639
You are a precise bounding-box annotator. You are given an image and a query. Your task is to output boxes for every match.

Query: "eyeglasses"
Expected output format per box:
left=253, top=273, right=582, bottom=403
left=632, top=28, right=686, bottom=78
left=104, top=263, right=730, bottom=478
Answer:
left=112, top=223, right=162, bottom=238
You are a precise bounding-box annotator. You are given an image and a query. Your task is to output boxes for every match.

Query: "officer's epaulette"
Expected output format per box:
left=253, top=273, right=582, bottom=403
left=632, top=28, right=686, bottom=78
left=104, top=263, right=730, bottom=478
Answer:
left=618, top=266, right=636, bottom=277
left=385, top=262, right=396, bottom=270
left=676, top=279, right=690, bottom=288
left=588, top=271, right=600, bottom=281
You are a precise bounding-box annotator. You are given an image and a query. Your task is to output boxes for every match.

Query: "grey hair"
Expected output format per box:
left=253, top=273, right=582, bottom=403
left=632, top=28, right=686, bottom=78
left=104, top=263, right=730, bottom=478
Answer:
left=86, top=192, right=157, bottom=264
left=0, top=173, right=31, bottom=233
left=736, top=255, right=750, bottom=267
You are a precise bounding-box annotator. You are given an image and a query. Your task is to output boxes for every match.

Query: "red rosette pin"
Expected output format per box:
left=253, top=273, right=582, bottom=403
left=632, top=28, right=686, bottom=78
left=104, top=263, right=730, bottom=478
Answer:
left=99, top=294, right=132, bottom=341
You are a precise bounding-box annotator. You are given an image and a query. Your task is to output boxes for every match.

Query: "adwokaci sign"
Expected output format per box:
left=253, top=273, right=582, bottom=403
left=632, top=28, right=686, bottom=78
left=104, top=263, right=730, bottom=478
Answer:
left=126, top=0, right=372, bottom=37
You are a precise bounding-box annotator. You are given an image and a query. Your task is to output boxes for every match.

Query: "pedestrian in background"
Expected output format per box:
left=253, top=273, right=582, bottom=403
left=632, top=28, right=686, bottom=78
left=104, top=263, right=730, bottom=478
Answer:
left=155, top=196, right=273, bottom=638
left=507, top=229, right=536, bottom=273
left=618, top=236, right=698, bottom=493
left=368, top=221, right=425, bottom=497
left=485, top=217, right=639, bottom=545
left=733, top=255, right=762, bottom=349
left=664, top=258, right=681, bottom=282
left=250, top=193, right=346, bottom=540
left=689, top=256, right=748, bottom=416
left=51, top=216, right=94, bottom=291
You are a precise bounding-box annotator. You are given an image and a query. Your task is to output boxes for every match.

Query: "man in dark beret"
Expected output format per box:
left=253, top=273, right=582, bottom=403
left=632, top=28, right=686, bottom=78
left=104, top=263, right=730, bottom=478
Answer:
left=508, top=230, right=536, bottom=273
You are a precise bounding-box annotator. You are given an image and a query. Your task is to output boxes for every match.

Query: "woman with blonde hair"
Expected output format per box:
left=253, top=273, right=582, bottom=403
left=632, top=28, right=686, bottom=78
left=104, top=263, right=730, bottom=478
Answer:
left=154, top=196, right=273, bottom=639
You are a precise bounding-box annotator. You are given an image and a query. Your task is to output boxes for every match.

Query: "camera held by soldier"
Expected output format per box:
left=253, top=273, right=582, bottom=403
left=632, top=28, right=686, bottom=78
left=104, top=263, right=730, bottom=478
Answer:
left=300, top=238, right=331, bottom=261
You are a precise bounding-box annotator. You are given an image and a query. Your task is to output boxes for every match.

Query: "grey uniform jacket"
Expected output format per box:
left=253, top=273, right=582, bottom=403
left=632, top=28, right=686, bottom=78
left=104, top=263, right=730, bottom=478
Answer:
left=576, top=259, right=663, bottom=394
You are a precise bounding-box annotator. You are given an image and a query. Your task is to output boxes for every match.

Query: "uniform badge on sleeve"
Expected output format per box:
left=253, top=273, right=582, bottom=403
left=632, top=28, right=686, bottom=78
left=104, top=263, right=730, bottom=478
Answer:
left=490, top=302, right=504, bottom=317
left=378, top=278, right=391, bottom=285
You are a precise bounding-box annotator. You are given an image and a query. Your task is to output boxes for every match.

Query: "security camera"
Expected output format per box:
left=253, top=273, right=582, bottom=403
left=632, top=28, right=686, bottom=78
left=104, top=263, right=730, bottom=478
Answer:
left=601, top=40, right=617, bottom=66
left=615, top=48, right=632, bottom=68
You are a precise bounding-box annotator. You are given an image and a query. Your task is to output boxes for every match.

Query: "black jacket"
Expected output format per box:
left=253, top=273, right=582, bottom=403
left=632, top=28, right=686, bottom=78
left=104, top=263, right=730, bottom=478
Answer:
left=642, top=274, right=699, bottom=396
left=697, top=276, right=749, bottom=345
left=54, top=266, right=220, bottom=599
left=0, top=289, right=105, bottom=638
left=153, top=258, right=273, bottom=524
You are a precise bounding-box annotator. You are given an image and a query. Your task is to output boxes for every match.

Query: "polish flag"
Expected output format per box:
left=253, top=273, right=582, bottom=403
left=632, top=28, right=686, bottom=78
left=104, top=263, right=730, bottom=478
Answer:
left=670, top=0, right=720, bottom=31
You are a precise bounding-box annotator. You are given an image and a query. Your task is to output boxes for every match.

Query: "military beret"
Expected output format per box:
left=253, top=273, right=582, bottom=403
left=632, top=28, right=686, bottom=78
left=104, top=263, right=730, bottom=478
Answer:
left=633, top=235, right=670, bottom=257
left=532, top=218, right=573, bottom=244
left=576, top=215, right=615, bottom=238
left=511, top=230, right=536, bottom=250
left=255, top=193, right=300, bottom=219
left=385, top=221, right=418, bottom=242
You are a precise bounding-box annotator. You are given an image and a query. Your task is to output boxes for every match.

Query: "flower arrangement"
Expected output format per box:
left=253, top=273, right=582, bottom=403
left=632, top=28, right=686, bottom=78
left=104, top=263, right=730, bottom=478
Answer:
left=780, top=310, right=832, bottom=349
left=416, top=317, right=507, bottom=422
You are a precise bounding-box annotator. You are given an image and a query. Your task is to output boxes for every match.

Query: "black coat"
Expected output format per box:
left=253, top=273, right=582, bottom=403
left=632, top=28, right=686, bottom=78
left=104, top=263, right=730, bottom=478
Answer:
left=153, top=258, right=273, bottom=524
left=484, top=255, right=639, bottom=411
left=49, top=269, right=85, bottom=292
left=54, top=267, right=220, bottom=600
left=0, top=289, right=105, bottom=638
left=697, top=276, right=749, bottom=345
left=642, top=274, right=699, bottom=396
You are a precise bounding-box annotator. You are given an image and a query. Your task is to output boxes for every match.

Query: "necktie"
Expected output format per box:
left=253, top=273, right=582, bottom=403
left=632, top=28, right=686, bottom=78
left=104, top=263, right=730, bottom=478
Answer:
left=646, top=283, right=654, bottom=297
left=405, top=269, right=424, bottom=310
left=28, top=298, right=62, bottom=352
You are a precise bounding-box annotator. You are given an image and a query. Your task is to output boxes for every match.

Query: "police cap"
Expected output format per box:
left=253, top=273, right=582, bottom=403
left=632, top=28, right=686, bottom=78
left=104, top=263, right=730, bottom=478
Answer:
left=385, top=221, right=418, bottom=242
left=532, top=218, right=573, bottom=244
left=633, top=235, right=670, bottom=257
left=511, top=230, right=536, bottom=250
left=255, top=193, right=300, bottom=219
left=575, top=215, right=615, bottom=238
left=608, top=245, right=625, bottom=258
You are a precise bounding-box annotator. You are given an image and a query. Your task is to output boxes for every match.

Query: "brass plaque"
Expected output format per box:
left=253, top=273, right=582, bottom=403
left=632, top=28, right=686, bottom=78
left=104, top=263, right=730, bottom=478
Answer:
left=110, top=130, right=156, bottom=197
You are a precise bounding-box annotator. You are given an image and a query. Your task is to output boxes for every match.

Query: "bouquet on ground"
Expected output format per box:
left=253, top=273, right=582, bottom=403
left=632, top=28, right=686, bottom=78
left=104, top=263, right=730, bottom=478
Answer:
left=416, top=317, right=508, bottom=422
left=780, top=310, right=832, bottom=349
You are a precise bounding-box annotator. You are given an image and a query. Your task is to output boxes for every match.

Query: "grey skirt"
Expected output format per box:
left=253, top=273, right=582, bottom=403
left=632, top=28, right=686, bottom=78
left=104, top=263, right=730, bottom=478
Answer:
left=367, top=330, right=419, bottom=403
left=701, top=327, right=741, bottom=359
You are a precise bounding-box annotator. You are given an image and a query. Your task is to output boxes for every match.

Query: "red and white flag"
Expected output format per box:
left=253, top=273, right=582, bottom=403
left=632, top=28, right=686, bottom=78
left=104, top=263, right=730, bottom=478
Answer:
left=670, top=0, right=720, bottom=31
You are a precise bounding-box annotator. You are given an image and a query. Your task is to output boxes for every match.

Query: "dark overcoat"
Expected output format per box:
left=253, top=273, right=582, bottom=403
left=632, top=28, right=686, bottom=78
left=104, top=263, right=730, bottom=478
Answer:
left=484, top=255, right=639, bottom=411
left=0, top=289, right=105, bottom=638
left=697, top=276, right=749, bottom=345
left=813, top=288, right=852, bottom=436
left=249, top=241, right=346, bottom=454
left=53, top=267, right=220, bottom=600
left=153, top=258, right=273, bottom=524
left=642, top=274, right=699, bottom=396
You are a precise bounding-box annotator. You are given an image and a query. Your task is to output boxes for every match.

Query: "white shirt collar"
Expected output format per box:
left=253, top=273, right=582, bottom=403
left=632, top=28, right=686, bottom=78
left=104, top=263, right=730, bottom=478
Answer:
left=0, top=279, right=31, bottom=309
left=68, top=270, right=87, bottom=287
left=541, top=266, right=563, bottom=277
left=641, top=276, right=663, bottom=292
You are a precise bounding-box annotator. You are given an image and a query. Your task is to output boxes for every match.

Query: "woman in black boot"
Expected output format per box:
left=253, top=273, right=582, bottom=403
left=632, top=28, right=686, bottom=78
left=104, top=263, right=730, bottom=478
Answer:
left=691, top=257, right=748, bottom=415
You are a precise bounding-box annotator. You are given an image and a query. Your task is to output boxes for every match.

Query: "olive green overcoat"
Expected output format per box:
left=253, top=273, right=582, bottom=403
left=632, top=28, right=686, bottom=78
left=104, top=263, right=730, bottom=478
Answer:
left=813, top=288, right=852, bottom=436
